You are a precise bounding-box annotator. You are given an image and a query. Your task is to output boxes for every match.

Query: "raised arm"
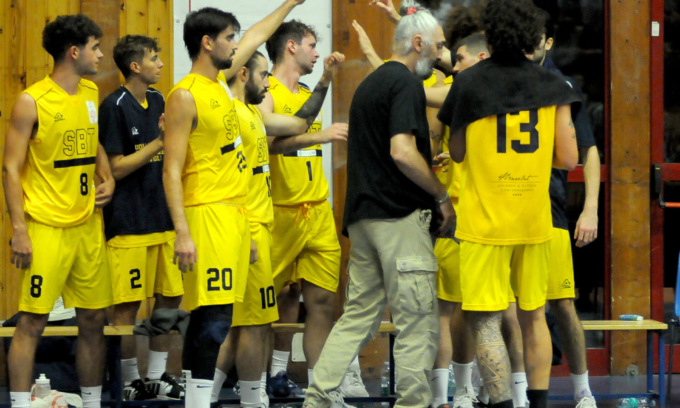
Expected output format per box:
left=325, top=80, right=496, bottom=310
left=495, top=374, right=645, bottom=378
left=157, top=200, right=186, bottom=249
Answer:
left=553, top=104, right=578, bottom=170
left=352, top=20, right=384, bottom=71
left=221, top=0, right=305, bottom=81
left=108, top=114, right=165, bottom=180
left=163, top=88, right=197, bottom=272
left=2, top=93, right=37, bottom=269
left=267, top=122, right=348, bottom=155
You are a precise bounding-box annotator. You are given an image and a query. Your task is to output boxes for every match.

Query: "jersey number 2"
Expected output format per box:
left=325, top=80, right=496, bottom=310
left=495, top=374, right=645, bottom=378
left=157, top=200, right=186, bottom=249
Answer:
left=497, top=109, right=539, bottom=154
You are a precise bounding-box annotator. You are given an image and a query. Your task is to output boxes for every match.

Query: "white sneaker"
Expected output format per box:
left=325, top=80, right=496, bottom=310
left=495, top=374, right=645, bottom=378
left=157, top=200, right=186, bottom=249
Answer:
left=329, top=390, right=357, bottom=408
left=576, top=396, right=597, bottom=408
left=260, top=387, right=269, bottom=408
left=453, top=392, right=479, bottom=408
left=338, top=367, right=368, bottom=398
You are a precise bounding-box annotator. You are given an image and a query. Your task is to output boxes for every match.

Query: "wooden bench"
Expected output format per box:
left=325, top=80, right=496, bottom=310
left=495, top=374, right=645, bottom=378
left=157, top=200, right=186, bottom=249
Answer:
left=0, top=322, right=398, bottom=408
left=556, top=319, right=669, bottom=406
left=0, top=320, right=668, bottom=407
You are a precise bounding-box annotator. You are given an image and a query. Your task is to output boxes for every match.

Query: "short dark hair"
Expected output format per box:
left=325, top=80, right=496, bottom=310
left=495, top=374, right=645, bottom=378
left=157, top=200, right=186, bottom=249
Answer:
left=42, top=14, right=103, bottom=62
left=113, top=35, right=160, bottom=78
left=227, top=51, right=266, bottom=86
left=483, top=0, right=545, bottom=62
left=183, top=7, right=240, bottom=60
left=534, top=7, right=556, bottom=40
left=265, top=20, right=318, bottom=64
left=454, top=32, right=489, bottom=56
left=442, top=3, right=485, bottom=48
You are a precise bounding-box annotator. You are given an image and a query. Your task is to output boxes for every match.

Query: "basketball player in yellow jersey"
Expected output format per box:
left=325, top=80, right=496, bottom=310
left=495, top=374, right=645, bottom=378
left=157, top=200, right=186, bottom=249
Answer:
left=260, top=20, right=353, bottom=395
left=438, top=2, right=579, bottom=408
left=163, top=8, right=252, bottom=408
left=2, top=15, right=114, bottom=408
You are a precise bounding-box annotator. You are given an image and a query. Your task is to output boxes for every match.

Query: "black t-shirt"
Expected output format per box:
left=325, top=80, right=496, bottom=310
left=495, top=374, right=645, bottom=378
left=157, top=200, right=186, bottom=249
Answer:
left=99, top=86, right=173, bottom=240
left=543, top=58, right=597, bottom=230
left=342, top=61, right=434, bottom=235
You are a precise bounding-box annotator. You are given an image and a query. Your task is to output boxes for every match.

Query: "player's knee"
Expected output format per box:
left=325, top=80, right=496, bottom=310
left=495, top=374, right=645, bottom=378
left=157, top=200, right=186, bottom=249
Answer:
left=17, top=312, right=49, bottom=338
left=548, top=298, right=574, bottom=316
left=112, top=301, right=141, bottom=324
left=154, top=294, right=183, bottom=309
left=76, top=308, right=107, bottom=334
left=189, top=305, right=233, bottom=348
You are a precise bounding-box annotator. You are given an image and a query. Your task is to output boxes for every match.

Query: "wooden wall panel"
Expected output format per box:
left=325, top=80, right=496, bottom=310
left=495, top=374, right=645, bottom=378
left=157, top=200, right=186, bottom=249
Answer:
left=609, top=0, right=651, bottom=374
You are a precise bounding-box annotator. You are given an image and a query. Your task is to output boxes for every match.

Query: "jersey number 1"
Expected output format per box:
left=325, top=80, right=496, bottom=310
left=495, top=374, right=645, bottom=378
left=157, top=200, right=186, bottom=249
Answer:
left=497, top=109, right=539, bottom=154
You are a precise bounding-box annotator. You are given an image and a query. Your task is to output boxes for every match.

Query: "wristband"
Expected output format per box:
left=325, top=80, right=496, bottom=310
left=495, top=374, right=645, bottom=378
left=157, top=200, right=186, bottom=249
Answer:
left=436, top=192, right=450, bottom=205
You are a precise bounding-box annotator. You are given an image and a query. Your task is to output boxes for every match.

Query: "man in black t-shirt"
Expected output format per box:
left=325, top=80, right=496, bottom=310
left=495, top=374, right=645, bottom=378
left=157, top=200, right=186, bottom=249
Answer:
left=99, top=35, right=184, bottom=402
left=302, top=6, right=453, bottom=408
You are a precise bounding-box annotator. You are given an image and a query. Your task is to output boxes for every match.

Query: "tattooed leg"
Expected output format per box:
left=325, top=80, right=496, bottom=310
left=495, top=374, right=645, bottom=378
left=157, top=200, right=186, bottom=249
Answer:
left=466, top=311, right=513, bottom=404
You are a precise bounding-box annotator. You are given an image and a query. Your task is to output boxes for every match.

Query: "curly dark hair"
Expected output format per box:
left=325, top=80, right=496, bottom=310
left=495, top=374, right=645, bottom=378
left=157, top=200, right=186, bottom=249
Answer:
left=183, top=7, right=240, bottom=60
left=42, top=14, right=103, bottom=62
left=113, top=35, right=160, bottom=78
left=265, top=20, right=318, bottom=65
left=442, top=3, right=485, bottom=48
left=483, top=0, right=545, bottom=62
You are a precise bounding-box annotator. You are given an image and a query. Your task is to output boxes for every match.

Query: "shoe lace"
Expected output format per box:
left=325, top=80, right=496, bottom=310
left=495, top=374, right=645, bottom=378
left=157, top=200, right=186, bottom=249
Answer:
left=453, top=393, right=479, bottom=408
left=576, top=396, right=596, bottom=408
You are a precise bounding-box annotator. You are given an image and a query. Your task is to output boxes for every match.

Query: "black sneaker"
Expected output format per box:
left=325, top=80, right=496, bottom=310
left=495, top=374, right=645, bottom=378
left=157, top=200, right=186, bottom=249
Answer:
left=146, top=372, right=185, bottom=400
left=123, top=379, right=155, bottom=401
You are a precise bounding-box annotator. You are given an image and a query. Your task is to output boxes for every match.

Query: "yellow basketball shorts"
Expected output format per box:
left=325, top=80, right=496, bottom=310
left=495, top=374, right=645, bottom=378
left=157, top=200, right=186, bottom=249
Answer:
left=271, top=201, right=341, bottom=294
left=233, top=222, right=279, bottom=326
left=459, top=240, right=550, bottom=312
left=19, top=212, right=112, bottom=314
left=434, top=237, right=461, bottom=302
left=546, top=228, right=576, bottom=300
left=182, top=203, right=250, bottom=311
left=108, top=237, right=184, bottom=304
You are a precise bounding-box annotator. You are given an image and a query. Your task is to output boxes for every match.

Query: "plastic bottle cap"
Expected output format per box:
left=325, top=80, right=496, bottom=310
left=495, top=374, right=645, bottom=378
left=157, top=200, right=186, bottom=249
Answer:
left=36, top=373, right=49, bottom=384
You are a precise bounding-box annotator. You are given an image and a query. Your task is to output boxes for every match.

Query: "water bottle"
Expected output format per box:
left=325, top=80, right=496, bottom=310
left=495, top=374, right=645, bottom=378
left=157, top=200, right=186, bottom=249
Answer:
left=34, top=373, right=51, bottom=399
left=380, top=361, right=390, bottom=396
left=618, top=398, right=657, bottom=408
left=448, top=362, right=457, bottom=395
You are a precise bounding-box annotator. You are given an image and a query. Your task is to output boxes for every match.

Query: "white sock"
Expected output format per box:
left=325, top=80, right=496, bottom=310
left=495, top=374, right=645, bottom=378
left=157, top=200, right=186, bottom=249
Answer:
left=430, top=368, right=449, bottom=407
left=121, top=357, right=140, bottom=385
left=190, top=378, right=214, bottom=408
left=147, top=350, right=168, bottom=380
left=240, top=380, right=261, bottom=407
left=452, top=361, right=474, bottom=396
left=270, top=350, right=290, bottom=376
left=183, top=370, right=193, bottom=407
left=261, top=371, right=268, bottom=391
left=9, top=392, right=31, bottom=408
left=571, top=370, right=593, bottom=399
left=307, top=368, right=314, bottom=385
left=81, top=386, right=102, bottom=408
left=511, top=372, right=528, bottom=408
left=212, top=368, right=228, bottom=403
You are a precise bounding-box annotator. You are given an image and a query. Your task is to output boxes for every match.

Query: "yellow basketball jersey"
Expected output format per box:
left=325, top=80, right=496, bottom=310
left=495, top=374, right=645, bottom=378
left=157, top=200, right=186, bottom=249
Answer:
left=169, top=73, right=248, bottom=206
left=267, top=76, right=328, bottom=205
left=456, top=107, right=556, bottom=245
left=234, top=99, right=273, bottom=225
left=22, top=76, right=98, bottom=227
